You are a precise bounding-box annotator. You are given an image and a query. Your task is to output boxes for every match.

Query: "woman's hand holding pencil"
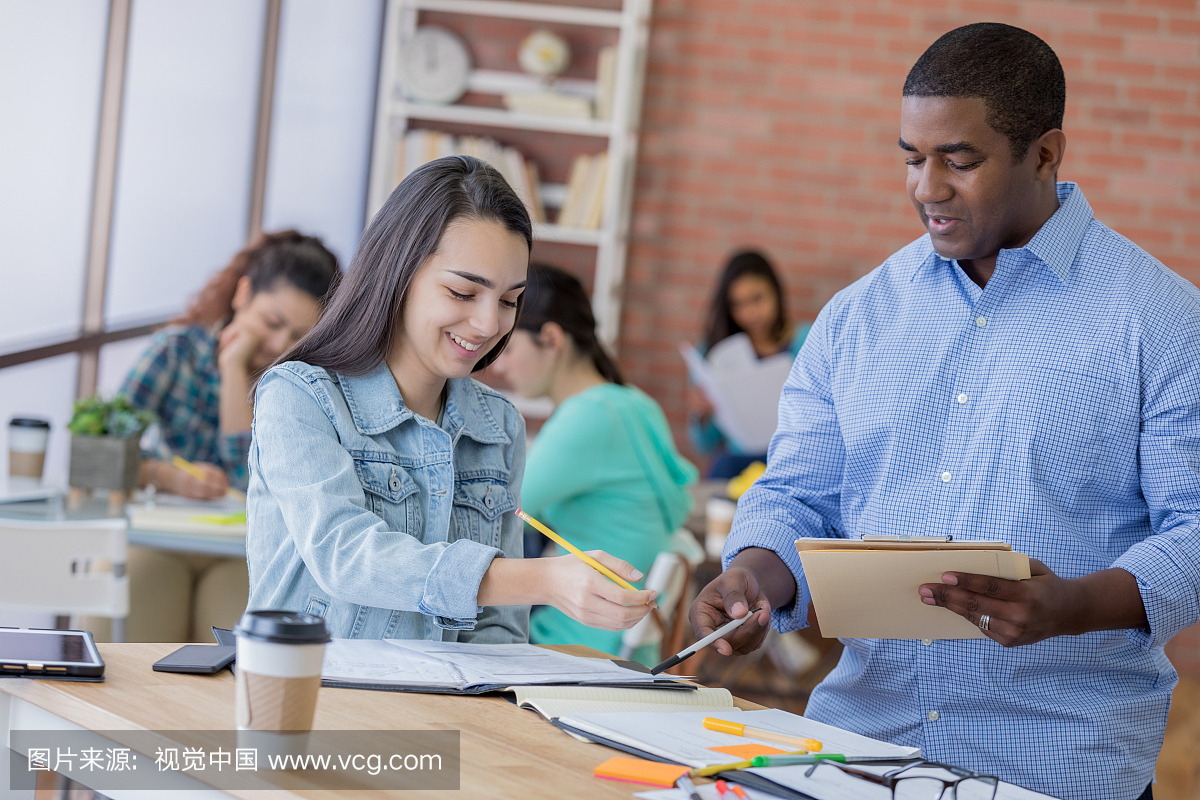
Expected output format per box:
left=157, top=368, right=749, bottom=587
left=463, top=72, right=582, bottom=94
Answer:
left=544, top=553, right=658, bottom=630
left=515, top=509, right=658, bottom=630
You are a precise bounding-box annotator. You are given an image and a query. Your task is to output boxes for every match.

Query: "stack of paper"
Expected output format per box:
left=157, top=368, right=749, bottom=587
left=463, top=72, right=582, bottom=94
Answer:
left=796, top=538, right=1030, bottom=639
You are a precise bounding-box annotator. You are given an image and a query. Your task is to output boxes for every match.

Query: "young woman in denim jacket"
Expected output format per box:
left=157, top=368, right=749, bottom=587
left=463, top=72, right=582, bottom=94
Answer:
left=246, top=156, right=657, bottom=641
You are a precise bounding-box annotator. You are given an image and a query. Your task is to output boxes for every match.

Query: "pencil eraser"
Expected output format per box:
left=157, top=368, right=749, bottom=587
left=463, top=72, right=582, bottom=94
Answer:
left=593, top=756, right=689, bottom=787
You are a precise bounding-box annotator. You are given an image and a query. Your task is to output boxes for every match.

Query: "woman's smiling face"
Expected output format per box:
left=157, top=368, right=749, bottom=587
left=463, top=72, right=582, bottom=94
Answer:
left=391, top=218, right=528, bottom=386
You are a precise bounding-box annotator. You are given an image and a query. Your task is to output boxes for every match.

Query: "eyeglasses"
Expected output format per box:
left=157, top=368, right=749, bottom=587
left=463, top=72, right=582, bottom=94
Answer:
left=804, top=759, right=999, bottom=800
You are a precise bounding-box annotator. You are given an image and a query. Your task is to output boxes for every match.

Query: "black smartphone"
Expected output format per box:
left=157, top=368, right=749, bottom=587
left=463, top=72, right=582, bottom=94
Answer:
left=152, top=645, right=236, bottom=675
left=0, top=628, right=105, bottom=678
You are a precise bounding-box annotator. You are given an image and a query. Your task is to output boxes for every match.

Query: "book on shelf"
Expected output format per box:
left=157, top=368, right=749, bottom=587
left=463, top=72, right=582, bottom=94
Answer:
left=396, top=130, right=546, bottom=223
left=595, top=45, right=617, bottom=121
left=557, top=152, right=609, bottom=230
left=503, top=90, right=593, bottom=119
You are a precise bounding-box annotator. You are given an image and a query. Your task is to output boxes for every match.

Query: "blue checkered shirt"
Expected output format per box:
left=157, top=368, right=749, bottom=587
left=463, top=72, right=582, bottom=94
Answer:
left=725, top=183, right=1200, bottom=800
left=120, top=325, right=251, bottom=492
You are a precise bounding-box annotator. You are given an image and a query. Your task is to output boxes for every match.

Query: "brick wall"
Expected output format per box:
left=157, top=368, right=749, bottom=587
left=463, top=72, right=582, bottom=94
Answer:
left=616, top=0, right=1200, bottom=676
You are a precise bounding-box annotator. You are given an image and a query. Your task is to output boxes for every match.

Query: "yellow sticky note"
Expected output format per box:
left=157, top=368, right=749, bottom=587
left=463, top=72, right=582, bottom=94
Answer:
left=593, top=757, right=689, bottom=787
left=708, top=744, right=788, bottom=759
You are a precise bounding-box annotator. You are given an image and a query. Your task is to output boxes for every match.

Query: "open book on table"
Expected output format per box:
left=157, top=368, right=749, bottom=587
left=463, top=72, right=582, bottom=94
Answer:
left=513, top=684, right=736, bottom=722
left=555, top=708, right=919, bottom=769
left=796, top=537, right=1031, bottom=639
left=320, top=639, right=691, bottom=695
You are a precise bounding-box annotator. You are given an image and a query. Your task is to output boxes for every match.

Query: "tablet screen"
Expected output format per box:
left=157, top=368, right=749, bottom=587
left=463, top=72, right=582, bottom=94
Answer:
left=0, top=630, right=100, bottom=665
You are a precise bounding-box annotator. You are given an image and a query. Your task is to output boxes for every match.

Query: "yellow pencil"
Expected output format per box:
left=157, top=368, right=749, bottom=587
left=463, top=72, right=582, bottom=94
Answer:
left=171, top=456, right=247, bottom=503
left=515, top=508, right=638, bottom=591
left=688, top=759, right=754, bottom=778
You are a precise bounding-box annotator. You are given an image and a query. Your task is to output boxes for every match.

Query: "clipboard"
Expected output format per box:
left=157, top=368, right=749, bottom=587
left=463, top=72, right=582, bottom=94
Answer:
left=795, top=538, right=1031, bottom=639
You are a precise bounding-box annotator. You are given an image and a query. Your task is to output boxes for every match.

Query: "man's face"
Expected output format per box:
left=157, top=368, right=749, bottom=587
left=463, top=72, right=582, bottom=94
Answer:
left=900, top=96, right=1044, bottom=266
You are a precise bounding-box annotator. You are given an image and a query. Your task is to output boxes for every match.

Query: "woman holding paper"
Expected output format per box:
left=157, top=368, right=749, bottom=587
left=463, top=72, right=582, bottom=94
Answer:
left=246, top=157, right=656, bottom=642
left=491, top=264, right=697, bottom=664
left=686, top=251, right=809, bottom=477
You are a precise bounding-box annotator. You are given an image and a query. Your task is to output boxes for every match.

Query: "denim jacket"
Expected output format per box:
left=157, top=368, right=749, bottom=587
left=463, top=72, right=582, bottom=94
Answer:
left=245, top=360, right=528, bottom=642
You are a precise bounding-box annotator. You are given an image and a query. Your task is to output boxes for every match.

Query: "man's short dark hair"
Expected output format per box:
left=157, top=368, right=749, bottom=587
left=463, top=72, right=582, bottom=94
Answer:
left=903, top=23, right=1066, bottom=163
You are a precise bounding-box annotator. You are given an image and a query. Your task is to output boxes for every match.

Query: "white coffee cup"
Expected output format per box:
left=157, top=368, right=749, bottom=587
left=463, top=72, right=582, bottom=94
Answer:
left=8, top=417, right=50, bottom=481
left=705, top=497, right=738, bottom=560
left=234, top=610, right=329, bottom=733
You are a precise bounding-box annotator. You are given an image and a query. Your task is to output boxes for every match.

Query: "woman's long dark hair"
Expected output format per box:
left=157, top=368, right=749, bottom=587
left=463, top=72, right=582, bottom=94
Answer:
left=173, top=230, right=339, bottom=326
left=281, top=156, right=532, bottom=375
left=702, top=250, right=788, bottom=352
left=517, top=263, right=624, bottom=385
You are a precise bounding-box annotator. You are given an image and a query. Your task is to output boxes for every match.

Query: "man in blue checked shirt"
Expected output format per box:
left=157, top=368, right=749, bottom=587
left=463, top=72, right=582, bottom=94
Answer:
left=688, top=23, right=1199, bottom=800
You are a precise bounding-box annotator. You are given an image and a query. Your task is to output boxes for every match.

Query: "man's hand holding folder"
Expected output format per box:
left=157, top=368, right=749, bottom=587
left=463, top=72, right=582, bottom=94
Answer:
left=919, top=556, right=1147, bottom=648
left=690, top=537, right=1150, bottom=651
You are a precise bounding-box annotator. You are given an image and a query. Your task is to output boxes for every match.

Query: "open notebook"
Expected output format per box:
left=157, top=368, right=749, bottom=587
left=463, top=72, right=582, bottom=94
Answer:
left=555, top=708, right=919, bottom=769
left=320, top=639, right=690, bottom=695
left=514, top=685, right=737, bottom=723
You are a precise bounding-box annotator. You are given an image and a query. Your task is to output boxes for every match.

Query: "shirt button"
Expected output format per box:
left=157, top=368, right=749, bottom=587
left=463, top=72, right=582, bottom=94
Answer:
left=976, top=316, right=987, bottom=327
left=484, top=495, right=494, bottom=508
left=957, top=393, right=968, bottom=404
left=940, top=472, right=951, bottom=483
left=928, top=710, right=940, bottom=721
left=389, top=476, right=401, bottom=491
left=921, top=638, right=933, bottom=646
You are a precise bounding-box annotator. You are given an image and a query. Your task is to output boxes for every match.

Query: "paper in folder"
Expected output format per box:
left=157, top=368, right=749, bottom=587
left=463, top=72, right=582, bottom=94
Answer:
left=796, top=538, right=1030, bottom=639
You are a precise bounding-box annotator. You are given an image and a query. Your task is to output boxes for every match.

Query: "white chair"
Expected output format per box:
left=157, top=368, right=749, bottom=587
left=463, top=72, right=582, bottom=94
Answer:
left=0, top=517, right=129, bottom=642
left=619, top=529, right=703, bottom=663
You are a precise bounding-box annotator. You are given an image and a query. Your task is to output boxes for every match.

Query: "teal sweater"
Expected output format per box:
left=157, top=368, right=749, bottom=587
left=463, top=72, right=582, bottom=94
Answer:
left=524, top=383, right=697, bottom=662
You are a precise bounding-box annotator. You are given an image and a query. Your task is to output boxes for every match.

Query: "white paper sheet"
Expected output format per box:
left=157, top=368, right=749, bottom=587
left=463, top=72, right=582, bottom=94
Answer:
left=681, top=334, right=793, bottom=453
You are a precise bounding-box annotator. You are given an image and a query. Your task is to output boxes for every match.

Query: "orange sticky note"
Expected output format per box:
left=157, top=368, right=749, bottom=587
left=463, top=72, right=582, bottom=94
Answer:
left=708, top=744, right=788, bottom=759
left=593, top=757, right=690, bottom=787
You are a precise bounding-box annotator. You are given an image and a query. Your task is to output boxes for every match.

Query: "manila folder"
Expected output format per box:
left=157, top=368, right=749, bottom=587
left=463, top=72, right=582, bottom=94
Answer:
left=796, top=542, right=1030, bottom=640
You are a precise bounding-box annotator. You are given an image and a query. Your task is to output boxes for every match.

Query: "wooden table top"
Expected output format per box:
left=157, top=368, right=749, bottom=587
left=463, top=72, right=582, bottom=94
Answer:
left=0, top=642, right=762, bottom=799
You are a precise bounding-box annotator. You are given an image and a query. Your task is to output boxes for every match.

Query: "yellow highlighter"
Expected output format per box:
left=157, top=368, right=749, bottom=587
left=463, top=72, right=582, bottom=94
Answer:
left=171, top=456, right=247, bottom=503
left=702, top=717, right=823, bottom=753
left=515, top=509, right=639, bottom=593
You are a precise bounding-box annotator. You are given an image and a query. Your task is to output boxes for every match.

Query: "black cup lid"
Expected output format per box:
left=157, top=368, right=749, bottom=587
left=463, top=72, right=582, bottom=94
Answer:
left=9, top=418, right=50, bottom=429
left=234, top=610, right=330, bottom=644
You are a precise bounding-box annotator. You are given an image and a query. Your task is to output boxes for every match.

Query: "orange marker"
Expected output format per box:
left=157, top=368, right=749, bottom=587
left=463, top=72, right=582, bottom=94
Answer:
left=731, top=784, right=749, bottom=799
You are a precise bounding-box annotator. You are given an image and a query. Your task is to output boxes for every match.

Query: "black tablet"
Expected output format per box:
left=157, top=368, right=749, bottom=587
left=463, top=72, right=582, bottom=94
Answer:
left=0, top=628, right=105, bottom=678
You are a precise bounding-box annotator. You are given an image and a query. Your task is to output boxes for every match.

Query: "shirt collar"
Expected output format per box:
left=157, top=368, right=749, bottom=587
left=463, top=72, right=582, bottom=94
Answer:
left=913, top=181, right=1093, bottom=285
left=1021, top=181, right=1091, bottom=285
left=338, top=362, right=510, bottom=445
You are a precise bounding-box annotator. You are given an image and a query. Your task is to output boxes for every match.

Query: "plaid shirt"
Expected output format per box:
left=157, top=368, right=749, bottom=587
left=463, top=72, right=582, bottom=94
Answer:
left=121, top=324, right=251, bottom=492
left=726, top=183, right=1200, bottom=800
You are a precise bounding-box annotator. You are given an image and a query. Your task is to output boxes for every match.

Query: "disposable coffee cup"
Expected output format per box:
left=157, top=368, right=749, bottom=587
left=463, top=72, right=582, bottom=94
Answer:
left=234, top=610, right=329, bottom=734
left=705, top=497, right=738, bottom=560
left=8, top=417, right=50, bottom=481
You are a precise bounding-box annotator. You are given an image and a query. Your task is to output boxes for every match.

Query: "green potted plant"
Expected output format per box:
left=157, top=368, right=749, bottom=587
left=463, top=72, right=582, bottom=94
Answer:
left=67, top=394, right=154, bottom=509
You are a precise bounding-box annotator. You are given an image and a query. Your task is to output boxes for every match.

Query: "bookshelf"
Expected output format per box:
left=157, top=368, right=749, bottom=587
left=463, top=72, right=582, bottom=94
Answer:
left=366, top=0, right=652, bottom=348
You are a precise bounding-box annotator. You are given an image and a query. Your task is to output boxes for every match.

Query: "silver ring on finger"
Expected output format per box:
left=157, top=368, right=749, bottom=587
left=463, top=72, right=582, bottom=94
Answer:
left=978, top=613, right=991, bottom=631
